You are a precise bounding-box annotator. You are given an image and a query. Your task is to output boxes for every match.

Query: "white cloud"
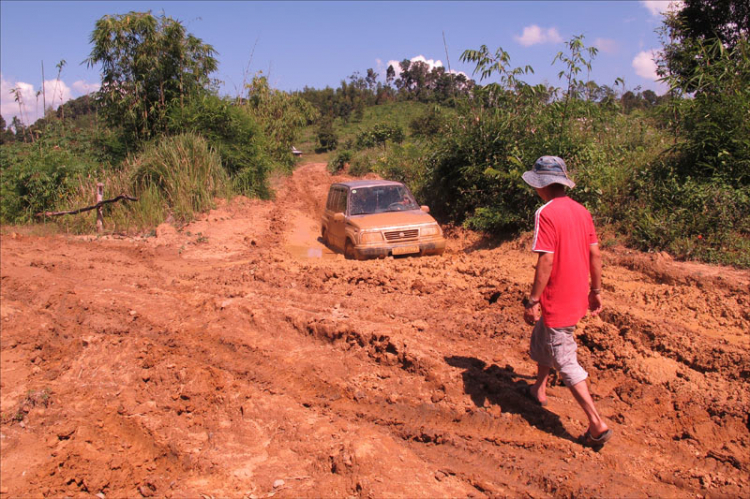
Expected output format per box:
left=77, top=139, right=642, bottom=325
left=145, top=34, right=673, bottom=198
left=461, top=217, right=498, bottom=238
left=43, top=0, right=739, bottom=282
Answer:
left=447, top=69, right=469, bottom=78
left=1, top=75, right=40, bottom=127
left=641, top=1, right=684, bottom=17
left=411, top=55, right=444, bottom=71
left=514, top=25, right=563, bottom=47
left=632, top=49, right=670, bottom=92
left=632, top=49, right=660, bottom=79
left=43, top=79, right=73, bottom=110
left=72, top=80, right=100, bottom=94
left=594, top=38, right=619, bottom=54
left=1, top=74, right=98, bottom=127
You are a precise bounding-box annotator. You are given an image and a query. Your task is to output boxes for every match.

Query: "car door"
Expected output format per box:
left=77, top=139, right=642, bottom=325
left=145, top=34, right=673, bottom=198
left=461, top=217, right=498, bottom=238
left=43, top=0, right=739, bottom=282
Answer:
left=323, top=187, right=336, bottom=245
left=329, top=188, right=348, bottom=250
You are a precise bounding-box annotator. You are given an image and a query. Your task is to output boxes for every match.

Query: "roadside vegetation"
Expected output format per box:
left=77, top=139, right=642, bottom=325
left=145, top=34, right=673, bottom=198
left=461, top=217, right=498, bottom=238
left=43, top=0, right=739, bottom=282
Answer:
left=1, top=1, right=748, bottom=266
left=1, top=12, right=312, bottom=231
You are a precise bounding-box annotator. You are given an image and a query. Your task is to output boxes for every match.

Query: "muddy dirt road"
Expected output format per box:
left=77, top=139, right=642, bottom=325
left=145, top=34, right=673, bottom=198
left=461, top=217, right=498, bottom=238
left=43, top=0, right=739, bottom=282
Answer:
left=1, top=162, right=749, bottom=497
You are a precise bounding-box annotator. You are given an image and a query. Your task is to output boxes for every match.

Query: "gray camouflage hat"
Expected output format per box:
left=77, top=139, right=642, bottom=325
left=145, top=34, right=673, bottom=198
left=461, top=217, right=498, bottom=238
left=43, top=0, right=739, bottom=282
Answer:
left=522, top=156, right=576, bottom=189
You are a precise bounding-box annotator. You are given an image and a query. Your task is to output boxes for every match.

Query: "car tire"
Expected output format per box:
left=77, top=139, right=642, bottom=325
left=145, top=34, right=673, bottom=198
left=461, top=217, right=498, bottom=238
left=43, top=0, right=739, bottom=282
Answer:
left=321, top=228, right=329, bottom=247
left=345, top=240, right=357, bottom=260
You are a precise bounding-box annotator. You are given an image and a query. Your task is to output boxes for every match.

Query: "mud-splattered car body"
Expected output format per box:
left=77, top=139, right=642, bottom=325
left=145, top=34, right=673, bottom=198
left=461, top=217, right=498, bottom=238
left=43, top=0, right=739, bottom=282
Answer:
left=321, top=180, right=446, bottom=259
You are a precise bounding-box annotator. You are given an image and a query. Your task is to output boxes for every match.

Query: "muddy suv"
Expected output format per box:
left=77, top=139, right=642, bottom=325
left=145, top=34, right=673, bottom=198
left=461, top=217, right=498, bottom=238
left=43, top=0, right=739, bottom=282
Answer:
left=321, top=180, right=446, bottom=259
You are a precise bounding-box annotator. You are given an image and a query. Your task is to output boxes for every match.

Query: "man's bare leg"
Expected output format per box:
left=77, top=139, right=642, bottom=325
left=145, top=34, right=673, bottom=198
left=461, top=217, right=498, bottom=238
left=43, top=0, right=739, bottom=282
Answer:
left=531, top=364, right=550, bottom=405
left=569, top=380, right=609, bottom=436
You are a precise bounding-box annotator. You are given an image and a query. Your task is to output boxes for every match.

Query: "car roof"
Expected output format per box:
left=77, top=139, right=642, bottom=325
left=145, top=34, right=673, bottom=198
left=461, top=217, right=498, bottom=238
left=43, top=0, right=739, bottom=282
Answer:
left=332, top=180, right=405, bottom=189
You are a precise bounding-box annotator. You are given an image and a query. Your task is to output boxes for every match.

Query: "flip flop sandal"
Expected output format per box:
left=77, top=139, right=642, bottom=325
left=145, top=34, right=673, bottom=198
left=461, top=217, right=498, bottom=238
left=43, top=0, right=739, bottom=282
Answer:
left=524, top=385, right=548, bottom=407
left=579, top=429, right=613, bottom=450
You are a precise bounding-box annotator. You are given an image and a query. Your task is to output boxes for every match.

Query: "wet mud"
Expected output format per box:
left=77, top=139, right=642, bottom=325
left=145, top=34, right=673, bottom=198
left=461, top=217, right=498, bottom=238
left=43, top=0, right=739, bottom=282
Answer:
left=1, top=163, right=748, bottom=497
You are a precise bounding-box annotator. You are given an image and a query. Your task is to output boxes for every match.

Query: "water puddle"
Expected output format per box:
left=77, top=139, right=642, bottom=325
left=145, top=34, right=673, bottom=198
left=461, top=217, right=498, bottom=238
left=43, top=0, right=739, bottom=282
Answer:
left=285, top=245, right=338, bottom=259
left=284, top=210, right=339, bottom=259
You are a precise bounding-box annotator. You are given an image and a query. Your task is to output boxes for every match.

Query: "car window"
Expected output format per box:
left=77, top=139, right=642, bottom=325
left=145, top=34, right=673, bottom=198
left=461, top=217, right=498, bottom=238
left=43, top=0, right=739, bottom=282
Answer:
left=336, top=189, right=348, bottom=213
left=328, top=188, right=343, bottom=213
left=350, top=185, right=418, bottom=215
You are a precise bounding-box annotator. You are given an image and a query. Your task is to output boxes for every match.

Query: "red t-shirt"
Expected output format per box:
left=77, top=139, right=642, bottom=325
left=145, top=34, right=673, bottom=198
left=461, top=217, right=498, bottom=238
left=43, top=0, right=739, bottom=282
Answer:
left=532, top=196, right=598, bottom=327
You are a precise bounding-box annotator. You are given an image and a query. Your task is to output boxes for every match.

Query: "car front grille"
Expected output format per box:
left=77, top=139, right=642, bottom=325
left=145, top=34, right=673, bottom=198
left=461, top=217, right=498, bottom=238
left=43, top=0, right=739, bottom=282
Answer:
left=384, top=229, right=419, bottom=241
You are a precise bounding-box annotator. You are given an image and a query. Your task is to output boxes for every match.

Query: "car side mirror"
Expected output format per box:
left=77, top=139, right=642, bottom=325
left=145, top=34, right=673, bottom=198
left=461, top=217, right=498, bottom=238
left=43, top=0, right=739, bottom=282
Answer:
left=333, top=212, right=345, bottom=222
left=420, top=205, right=430, bottom=213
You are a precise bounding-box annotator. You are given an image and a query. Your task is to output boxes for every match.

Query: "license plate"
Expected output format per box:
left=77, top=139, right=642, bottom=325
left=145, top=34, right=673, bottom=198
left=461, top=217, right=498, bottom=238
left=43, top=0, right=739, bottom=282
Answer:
left=392, top=245, right=419, bottom=256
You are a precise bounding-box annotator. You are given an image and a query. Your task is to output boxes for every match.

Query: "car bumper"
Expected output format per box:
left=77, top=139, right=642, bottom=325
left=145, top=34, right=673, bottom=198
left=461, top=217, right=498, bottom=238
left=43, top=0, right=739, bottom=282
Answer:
left=353, top=237, right=446, bottom=259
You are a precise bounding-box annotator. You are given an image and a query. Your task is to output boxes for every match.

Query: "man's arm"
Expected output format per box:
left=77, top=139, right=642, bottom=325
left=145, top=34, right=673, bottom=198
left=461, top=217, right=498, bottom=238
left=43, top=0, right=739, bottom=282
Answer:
left=524, top=252, right=553, bottom=324
left=588, top=243, right=603, bottom=316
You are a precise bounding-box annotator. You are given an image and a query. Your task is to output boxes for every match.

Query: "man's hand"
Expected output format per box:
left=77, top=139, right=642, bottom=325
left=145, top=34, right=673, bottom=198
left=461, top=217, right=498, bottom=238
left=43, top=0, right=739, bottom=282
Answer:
left=589, top=244, right=602, bottom=316
left=524, top=302, right=541, bottom=325
left=588, top=290, right=603, bottom=316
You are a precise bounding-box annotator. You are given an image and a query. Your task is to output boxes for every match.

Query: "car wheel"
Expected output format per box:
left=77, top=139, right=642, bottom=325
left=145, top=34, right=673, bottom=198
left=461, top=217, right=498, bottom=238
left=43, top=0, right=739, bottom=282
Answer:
left=345, top=240, right=357, bottom=260
left=321, top=228, right=329, bottom=247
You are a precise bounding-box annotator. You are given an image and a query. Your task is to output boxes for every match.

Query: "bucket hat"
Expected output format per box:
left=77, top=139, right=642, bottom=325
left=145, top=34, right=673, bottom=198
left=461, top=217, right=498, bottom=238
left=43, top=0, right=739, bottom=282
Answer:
left=522, top=156, right=576, bottom=189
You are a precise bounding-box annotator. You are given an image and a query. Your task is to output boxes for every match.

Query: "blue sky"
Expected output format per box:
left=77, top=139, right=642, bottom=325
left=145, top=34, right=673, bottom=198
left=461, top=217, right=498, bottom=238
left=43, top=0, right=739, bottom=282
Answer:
left=1, top=1, right=678, bottom=126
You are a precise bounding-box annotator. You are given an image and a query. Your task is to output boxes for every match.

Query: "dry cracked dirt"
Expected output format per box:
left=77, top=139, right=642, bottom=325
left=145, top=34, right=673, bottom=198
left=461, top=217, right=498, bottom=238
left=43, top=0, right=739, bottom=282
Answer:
left=1, top=162, right=748, bottom=498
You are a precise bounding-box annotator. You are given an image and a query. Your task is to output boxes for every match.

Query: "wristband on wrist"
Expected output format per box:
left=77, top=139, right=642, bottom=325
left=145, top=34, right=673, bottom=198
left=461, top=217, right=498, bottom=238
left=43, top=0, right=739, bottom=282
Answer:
left=590, top=288, right=602, bottom=295
left=522, top=296, right=540, bottom=309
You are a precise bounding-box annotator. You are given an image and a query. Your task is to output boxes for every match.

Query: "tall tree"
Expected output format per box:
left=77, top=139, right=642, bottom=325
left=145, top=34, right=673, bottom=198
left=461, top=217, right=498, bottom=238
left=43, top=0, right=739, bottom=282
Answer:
left=86, top=11, right=218, bottom=143
left=385, top=65, right=396, bottom=87
left=657, top=0, right=750, bottom=185
left=0, top=115, right=14, bottom=145
left=365, top=68, right=378, bottom=92
left=660, top=0, right=749, bottom=91
left=245, top=74, right=319, bottom=166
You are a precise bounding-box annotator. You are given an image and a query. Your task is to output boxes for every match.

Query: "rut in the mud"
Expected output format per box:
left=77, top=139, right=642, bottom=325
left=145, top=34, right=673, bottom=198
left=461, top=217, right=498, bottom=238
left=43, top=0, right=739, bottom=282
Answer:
left=1, top=163, right=748, bottom=497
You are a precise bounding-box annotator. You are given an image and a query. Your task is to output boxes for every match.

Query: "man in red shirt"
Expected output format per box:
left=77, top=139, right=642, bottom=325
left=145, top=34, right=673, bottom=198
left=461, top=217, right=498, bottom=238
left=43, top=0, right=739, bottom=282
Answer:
left=521, top=155, right=612, bottom=449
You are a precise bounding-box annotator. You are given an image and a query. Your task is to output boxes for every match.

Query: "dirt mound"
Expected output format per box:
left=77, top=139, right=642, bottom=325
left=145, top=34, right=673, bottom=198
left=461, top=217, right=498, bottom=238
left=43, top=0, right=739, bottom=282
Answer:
left=2, top=163, right=748, bottom=497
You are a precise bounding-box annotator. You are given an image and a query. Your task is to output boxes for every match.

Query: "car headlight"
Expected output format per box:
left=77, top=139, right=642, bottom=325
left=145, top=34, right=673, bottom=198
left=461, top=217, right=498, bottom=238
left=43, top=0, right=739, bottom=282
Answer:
left=421, top=225, right=441, bottom=236
left=360, top=231, right=384, bottom=244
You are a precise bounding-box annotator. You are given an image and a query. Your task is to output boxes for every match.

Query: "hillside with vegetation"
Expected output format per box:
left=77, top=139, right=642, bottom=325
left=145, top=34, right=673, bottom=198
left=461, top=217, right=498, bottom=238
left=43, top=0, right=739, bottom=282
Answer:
left=2, top=2, right=748, bottom=267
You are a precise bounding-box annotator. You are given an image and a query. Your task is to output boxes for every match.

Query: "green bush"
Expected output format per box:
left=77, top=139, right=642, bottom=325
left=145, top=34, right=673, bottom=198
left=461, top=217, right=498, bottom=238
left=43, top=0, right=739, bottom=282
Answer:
left=366, top=142, right=427, bottom=191
left=417, top=101, right=556, bottom=231
left=1, top=138, right=97, bottom=223
left=244, top=74, right=319, bottom=171
left=409, top=107, right=447, bottom=137
left=625, top=37, right=750, bottom=266
left=348, top=149, right=380, bottom=177
left=624, top=159, right=750, bottom=266
left=327, top=150, right=352, bottom=174
left=50, top=133, right=229, bottom=233
left=167, top=94, right=271, bottom=198
left=355, top=123, right=405, bottom=149
left=316, top=118, right=338, bottom=152
left=50, top=132, right=229, bottom=234
left=129, top=133, right=229, bottom=223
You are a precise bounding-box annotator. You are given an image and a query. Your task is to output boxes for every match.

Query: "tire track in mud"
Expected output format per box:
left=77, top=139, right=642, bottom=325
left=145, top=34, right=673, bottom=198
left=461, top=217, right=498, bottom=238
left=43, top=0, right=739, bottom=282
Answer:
left=145, top=299, right=636, bottom=497
left=163, top=211, right=750, bottom=496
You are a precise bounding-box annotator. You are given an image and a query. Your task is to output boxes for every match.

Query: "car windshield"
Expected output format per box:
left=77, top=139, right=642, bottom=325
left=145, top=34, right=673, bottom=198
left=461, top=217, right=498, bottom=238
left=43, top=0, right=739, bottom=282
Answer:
left=349, top=185, right=419, bottom=215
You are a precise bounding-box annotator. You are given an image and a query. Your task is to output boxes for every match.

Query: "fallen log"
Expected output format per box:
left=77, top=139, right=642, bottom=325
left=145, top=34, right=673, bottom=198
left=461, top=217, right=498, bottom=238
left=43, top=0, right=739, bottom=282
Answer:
left=35, top=194, right=138, bottom=218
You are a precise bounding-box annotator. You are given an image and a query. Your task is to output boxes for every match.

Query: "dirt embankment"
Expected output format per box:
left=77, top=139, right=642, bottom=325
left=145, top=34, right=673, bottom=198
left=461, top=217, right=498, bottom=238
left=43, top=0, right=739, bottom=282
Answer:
left=1, top=163, right=748, bottom=497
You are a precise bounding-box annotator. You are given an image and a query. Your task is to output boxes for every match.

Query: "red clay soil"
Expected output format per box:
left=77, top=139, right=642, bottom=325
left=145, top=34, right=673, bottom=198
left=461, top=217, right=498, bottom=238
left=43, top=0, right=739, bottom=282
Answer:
left=1, top=162, right=748, bottom=498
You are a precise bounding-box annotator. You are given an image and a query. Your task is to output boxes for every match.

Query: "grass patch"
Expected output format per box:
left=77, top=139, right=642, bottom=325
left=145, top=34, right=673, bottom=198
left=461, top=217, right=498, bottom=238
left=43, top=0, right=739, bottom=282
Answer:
left=54, top=133, right=231, bottom=234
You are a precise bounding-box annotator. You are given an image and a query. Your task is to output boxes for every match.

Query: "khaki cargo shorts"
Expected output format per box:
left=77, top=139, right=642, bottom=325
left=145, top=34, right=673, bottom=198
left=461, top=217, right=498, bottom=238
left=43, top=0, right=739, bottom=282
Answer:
left=529, top=317, right=588, bottom=387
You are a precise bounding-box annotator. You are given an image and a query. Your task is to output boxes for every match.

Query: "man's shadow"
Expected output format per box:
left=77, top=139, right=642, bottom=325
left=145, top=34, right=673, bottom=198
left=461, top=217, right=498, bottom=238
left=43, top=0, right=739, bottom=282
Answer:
left=444, top=355, right=577, bottom=443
